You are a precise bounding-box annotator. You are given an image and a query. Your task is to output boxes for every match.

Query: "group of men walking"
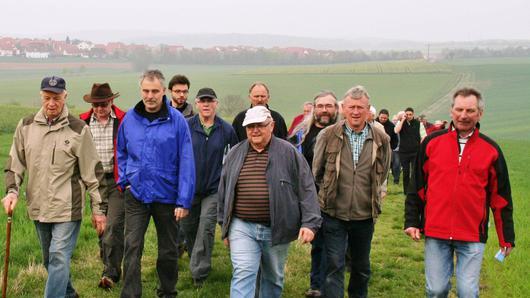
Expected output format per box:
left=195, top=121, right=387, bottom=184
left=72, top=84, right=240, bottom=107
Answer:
left=2, top=70, right=515, bottom=298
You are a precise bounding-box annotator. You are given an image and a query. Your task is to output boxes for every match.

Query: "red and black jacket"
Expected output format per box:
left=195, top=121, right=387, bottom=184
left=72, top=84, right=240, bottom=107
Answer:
left=79, top=105, right=126, bottom=182
left=404, top=123, right=515, bottom=248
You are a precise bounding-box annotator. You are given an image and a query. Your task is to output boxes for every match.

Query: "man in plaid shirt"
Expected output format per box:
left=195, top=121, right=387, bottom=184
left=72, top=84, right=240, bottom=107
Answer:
left=312, top=86, right=391, bottom=298
left=80, top=83, right=126, bottom=290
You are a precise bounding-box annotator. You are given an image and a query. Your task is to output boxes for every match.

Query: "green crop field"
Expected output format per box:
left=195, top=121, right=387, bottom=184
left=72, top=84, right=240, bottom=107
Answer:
left=1, top=57, right=528, bottom=140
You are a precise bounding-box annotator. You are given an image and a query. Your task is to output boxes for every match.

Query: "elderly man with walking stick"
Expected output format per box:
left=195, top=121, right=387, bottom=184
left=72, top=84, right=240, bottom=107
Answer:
left=2, top=75, right=106, bottom=298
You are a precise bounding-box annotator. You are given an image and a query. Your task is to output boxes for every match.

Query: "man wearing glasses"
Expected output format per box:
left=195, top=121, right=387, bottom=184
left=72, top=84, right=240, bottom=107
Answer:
left=168, top=74, right=194, bottom=118
left=80, top=83, right=126, bottom=289
left=218, top=106, right=321, bottom=297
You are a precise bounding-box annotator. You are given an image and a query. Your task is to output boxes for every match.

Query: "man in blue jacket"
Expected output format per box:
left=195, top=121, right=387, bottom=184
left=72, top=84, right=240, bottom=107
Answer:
left=181, top=87, right=238, bottom=286
left=117, top=69, right=195, bottom=298
left=218, top=106, right=321, bottom=298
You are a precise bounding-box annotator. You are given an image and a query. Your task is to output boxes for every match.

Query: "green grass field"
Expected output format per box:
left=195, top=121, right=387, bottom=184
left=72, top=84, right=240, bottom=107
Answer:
left=0, top=135, right=527, bottom=297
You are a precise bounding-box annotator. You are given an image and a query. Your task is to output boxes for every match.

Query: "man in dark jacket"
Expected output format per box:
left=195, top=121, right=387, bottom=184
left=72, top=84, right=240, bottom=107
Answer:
left=80, top=83, right=126, bottom=289
left=376, top=108, right=399, bottom=184
left=394, top=107, right=425, bottom=194
left=231, top=82, right=288, bottom=141
left=181, top=87, right=238, bottom=286
left=117, top=70, right=195, bottom=298
left=404, top=88, right=515, bottom=297
left=219, top=106, right=321, bottom=297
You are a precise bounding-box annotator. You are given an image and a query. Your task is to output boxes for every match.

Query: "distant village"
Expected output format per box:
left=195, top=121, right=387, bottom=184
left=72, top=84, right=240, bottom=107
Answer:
left=1, top=36, right=527, bottom=65
left=0, top=35, right=426, bottom=66
left=0, top=36, right=183, bottom=59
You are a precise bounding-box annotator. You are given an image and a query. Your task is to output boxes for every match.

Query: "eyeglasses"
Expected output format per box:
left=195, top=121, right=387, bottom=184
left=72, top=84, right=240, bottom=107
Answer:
left=92, top=102, right=110, bottom=108
left=315, top=104, right=335, bottom=110
left=172, top=89, right=189, bottom=94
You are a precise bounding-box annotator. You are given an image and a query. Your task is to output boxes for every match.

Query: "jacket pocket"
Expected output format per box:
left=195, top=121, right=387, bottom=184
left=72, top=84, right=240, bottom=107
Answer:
left=51, top=142, right=75, bottom=173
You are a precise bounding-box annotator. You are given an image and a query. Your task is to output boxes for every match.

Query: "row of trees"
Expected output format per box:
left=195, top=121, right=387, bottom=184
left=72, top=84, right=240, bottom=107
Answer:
left=130, top=47, right=423, bottom=70
left=440, top=46, right=530, bottom=59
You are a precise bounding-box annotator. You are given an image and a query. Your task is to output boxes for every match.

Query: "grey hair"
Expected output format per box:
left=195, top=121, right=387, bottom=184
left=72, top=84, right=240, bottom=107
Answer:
left=140, top=69, right=165, bottom=87
left=452, top=87, right=485, bottom=112
left=288, top=90, right=338, bottom=143
left=343, top=85, right=370, bottom=101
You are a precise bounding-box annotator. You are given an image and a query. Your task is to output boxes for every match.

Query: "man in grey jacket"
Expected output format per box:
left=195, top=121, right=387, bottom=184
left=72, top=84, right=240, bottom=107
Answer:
left=218, top=105, right=321, bottom=298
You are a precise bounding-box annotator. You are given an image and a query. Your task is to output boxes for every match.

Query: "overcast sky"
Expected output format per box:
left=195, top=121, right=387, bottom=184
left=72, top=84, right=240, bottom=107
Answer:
left=2, top=0, right=529, bottom=42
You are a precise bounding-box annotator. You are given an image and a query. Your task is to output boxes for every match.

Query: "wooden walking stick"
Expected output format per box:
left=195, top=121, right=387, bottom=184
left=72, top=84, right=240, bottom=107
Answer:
left=2, top=210, right=13, bottom=298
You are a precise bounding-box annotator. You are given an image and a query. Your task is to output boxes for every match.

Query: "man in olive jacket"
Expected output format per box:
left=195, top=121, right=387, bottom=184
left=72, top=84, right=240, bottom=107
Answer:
left=313, top=85, right=390, bottom=298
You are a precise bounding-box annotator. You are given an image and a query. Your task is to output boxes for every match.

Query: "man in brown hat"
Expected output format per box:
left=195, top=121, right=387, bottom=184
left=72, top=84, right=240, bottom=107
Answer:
left=80, top=83, right=126, bottom=289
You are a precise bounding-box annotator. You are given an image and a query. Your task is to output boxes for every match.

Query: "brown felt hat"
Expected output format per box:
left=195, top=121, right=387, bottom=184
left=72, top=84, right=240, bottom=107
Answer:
left=83, top=83, right=120, bottom=103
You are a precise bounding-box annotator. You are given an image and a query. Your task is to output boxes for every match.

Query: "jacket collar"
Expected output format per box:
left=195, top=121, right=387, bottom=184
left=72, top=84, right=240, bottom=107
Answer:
left=35, top=105, right=70, bottom=128
left=448, top=121, right=481, bottom=139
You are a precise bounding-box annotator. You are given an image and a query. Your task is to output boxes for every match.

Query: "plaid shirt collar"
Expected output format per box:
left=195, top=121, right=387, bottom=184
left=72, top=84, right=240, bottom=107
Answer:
left=90, top=108, right=116, bottom=125
left=344, top=122, right=370, bottom=165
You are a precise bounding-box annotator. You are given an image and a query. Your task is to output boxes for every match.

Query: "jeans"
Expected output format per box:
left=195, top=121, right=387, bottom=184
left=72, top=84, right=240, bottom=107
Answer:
left=229, top=218, right=290, bottom=298
left=309, top=224, right=326, bottom=291
left=322, top=214, right=374, bottom=298
left=121, top=190, right=179, bottom=298
left=391, top=150, right=401, bottom=183
left=399, top=151, right=417, bottom=194
left=180, top=193, right=217, bottom=281
left=100, top=175, right=125, bottom=281
left=424, top=237, right=485, bottom=298
left=34, top=220, right=81, bottom=298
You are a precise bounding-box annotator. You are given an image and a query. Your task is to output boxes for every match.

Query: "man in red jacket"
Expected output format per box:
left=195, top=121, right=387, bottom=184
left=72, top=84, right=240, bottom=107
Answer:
left=80, top=83, right=126, bottom=289
left=404, top=87, right=515, bottom=298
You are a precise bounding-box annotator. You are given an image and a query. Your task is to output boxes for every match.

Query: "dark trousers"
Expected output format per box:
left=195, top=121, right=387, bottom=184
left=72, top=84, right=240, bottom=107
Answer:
left=399, top=151, right=417, bottom=195
left=309, top=224, right=327, bottom=291
left=322, top=214, right=374, bottom=298
left=99, top=175, right=125, bottom=281
left=391, top=150, right=401, bottom=184
left=121, top=190, right=179, bottom=298
left=180, top=193, right=217, bottom=280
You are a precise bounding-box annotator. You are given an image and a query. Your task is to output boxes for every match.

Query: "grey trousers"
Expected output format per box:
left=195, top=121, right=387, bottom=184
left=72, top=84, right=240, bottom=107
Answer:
left=121, top=190, right=179, bottom=298
left=100, top=175, right=125, bottom=281
left=180, top=193, right=217, bottom=280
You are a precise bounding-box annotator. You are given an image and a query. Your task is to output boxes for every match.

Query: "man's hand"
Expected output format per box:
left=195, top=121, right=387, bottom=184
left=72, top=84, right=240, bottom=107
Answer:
left=223, top=238, right=230, bottom=248
left=298, top=227, right=315, bottom=244
left=174, top=207, right=189, bottom=221
left=92, top=214, right=106, bottom=236
left=404, top=227, right=421, bottom=241
left=501, top=246, right=514, bottom=257
left=2, top=193, right=18, bottom=214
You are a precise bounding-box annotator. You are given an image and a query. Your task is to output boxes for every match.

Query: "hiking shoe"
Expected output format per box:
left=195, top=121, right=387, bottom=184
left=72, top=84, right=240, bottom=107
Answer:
left=193, top=277, right=206, bottom=288
left=305, top=288, right=322, bottom=297
left=98, top=276, right=115, bottom=290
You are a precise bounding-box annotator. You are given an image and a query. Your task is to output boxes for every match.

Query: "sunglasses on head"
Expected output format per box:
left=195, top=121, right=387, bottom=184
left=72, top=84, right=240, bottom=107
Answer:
left=92, top=101, right=110, bottom=108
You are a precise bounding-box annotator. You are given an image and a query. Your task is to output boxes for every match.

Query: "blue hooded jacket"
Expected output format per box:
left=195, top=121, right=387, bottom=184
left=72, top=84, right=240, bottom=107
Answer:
left=117, top=96, right=195, bottom=208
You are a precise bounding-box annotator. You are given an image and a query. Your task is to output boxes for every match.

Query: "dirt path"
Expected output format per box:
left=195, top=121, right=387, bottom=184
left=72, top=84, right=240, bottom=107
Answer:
left=419, top=71, right=476, bottom=116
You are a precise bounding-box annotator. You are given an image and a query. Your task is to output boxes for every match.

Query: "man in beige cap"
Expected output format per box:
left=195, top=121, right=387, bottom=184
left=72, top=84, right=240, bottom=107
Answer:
left=80, top=83, right=126, bottom=289
left=218, top=105, right=321, bottom=297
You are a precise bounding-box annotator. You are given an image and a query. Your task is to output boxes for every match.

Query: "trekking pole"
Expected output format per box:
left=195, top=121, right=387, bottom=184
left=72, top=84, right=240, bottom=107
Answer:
left=2, top=210, right=13, bottom=298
